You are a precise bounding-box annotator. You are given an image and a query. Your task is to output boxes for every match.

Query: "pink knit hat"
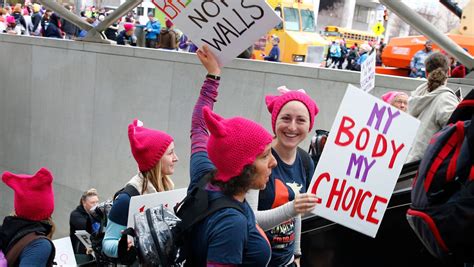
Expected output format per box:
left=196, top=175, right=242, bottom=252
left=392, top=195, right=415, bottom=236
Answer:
left=6, top=16, right=15, bottom=25
left=381, top=91, right=408, bottom=104
left=265, top=86, right=319, bottom=133
left=128, top=119, right=173, bottom=172
left=165, top=19, right=173, bottom=28
left=203, top=106, right=273, bottom=183
left=124, top=23, right=134, bottom=32
left=2, top=167, right=54, bottom=221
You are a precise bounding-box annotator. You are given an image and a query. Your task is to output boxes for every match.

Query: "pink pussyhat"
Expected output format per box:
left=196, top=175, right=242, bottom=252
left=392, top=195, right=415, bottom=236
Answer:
left=6, top=16, right=15, bottom=25
left=203, top=106, right=273, bottom=183
left=2, top=167, right=54, bottom=221
left=128, top=119, right=173, bottom=172
left=265, top=86, right=319, bottom=133
left=381, top=91, right=408, bottom=104
left=124, top=23, right=134, bottom=32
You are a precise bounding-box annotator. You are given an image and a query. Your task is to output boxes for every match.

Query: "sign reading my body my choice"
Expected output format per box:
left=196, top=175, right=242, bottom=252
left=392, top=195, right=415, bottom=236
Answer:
left=152, top=0, right=282, bottom=66
left=308, top=85, right=420, bottom=237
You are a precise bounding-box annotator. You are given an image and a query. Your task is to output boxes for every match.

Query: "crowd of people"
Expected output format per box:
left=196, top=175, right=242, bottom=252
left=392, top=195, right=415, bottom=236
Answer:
left=0, top=3, right=195, bottom=51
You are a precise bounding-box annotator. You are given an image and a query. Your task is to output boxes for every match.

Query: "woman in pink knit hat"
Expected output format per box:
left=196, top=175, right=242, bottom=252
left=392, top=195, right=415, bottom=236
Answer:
left=250, top=84, right=320, bottom=266
left=381, top=91, right=409, bottom=112
left=0, top=167, right=56, bottom=266
left=101, top=120, right=178, bottom=263
left=186, top=45, right=278, bottom=266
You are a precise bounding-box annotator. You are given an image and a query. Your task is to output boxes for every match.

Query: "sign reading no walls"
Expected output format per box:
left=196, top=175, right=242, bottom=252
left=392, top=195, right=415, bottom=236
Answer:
left=152, top=0, right=282, bottom=66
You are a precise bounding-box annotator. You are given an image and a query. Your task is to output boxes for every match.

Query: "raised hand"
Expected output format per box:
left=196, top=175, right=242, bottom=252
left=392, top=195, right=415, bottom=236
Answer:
left=197, top=45, right=221, bottom=76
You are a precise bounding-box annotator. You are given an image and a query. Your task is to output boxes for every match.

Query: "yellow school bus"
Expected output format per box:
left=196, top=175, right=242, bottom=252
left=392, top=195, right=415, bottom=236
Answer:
left=322, top=25, right=377, bottom=47
left=253, top=0, right=328, bottom=64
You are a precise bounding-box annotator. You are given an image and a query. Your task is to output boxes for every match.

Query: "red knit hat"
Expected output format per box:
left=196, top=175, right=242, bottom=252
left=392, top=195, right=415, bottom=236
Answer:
left=203, top=106, right=273, bottom=183
left=124, top=23, right=134, bottom=32
left=265, top=86, right=319, bottom=133
left=128, top=119, right=173, bottom=172
left=2, top=167, right=54, bottom=221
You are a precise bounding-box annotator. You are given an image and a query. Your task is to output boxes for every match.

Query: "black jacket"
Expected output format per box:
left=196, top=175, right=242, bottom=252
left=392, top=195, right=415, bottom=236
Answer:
left=69, top=205, right=92, bottom=254
left=0, top=216, right=55, bottom=266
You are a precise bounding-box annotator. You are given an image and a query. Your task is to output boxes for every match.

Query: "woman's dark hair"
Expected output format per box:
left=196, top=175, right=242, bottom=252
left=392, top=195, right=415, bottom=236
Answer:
left=209, top=165, right=256, bottom=197
left=425, top=52, right=449, bottom=92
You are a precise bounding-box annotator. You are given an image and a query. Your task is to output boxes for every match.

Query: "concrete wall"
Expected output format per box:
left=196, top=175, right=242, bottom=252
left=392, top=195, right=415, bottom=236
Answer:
left=0, top=34, right=472, bottom=238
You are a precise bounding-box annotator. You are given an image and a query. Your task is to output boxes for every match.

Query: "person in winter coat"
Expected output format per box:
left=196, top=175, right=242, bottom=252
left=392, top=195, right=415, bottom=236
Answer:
left=3, top=15, right=22, bottom=35
left=263, top=35, right=281, bottom=62
left=158, top=19, right=177, bottom=50
left=116, top=23, right=137, bottom=46
left=30, top=3, right=42, bottom=36
left=0, top=168, right=56, bottom=266
left=11, top=4, right=26, bottom=34
left=144, top=12, right=160, bottom=48
left=70, top=188, right=99, bottom=257
left=102, top=119, right=178, bottom=264
left=406, top=52, right=460, bottom=162
left=381, top=91, right=409, bottom=112
left=188, top=45, right=276, bottom=266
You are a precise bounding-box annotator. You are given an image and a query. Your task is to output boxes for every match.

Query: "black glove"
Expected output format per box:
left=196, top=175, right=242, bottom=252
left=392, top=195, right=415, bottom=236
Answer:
left=117, top=228, right=137, bottom=265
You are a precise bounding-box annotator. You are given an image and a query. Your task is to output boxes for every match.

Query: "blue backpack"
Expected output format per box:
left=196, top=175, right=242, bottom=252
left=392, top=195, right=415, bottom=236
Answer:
left=406, top=91, right=474, bottom=264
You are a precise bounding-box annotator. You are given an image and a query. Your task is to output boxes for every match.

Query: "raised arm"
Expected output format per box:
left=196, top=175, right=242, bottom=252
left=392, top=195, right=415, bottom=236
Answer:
left=189, top=46, right=222, bottom=191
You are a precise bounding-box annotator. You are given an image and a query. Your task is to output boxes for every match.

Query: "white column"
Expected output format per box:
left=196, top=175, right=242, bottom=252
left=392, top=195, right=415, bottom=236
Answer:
left=312, top=0, right=320, bottom=28
left=341, top=0, right=356, bottom=29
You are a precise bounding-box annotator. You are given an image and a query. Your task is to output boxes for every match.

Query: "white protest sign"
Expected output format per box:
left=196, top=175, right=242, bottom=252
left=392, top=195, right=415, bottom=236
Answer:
left=152, top=0, right=282, bottom=66
left=52, top=237, right=77, bottom=267
left=307, top=84, right=419, bottom=237
left=360, top=50, right=376, bottom=92
left=127, top=188, right=187, bottom=227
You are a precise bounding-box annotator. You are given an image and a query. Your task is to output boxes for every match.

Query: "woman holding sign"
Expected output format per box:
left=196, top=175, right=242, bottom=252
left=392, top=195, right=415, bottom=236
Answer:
left=102, top=120, right=178, bottom=263
left=248, top=86, right=320, bottom=266
left=188, top=45, right=278, bottom=266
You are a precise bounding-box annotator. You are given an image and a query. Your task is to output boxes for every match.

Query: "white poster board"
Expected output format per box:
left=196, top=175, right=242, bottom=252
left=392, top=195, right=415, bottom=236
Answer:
left=360, top=50, right=376, bottom=92
left=127, top=188, right=187, bottom=227
left=307, top=84, right=419, bottom=237
left=52, top=237, right=77, bottom=267
left=151, top=0, right=281, bottom=66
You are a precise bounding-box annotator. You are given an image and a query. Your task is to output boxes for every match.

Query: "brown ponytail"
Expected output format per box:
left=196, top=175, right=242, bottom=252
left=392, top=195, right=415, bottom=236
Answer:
left=424, top=52, right=449, bottom=92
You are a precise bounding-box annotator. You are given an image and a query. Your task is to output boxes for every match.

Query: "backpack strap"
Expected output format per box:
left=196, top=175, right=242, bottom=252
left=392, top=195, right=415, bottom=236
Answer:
left=297, top=147, right=313, bottom=190
left=6, top=232, right=53, bottom=266
left=113, top=184, right=140, bottom=200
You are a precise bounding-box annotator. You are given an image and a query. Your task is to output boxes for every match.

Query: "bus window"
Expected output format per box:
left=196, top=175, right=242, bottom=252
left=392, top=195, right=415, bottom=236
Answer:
left=283, top=7, right=300, bottom=31
left=274, top=6, right=283, bottom=30
left=301, top=9, right=315, bottom=32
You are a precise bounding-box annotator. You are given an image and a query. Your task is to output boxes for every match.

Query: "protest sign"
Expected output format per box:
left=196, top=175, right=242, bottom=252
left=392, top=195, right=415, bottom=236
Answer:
left=151, top=0, right=281, bottom=66
left=52, top=237, right=77, bottom=267
left=75, top=230, right=92, bottom=250
left=307, top=84, right=419, bottom=237
left=360, top=50, right=376, bottom=92
left=127, top=187, right=187, bottom=227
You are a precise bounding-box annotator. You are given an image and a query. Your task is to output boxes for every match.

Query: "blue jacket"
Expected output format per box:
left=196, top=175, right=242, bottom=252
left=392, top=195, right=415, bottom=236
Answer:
left=145, top=20, right=161, bottom=40
left=264, top=45, right=280, bottom=62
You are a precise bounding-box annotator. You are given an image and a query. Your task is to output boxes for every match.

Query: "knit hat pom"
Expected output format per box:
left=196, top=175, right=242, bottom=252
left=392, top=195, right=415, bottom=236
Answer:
left=265, top=86, right=319, bottom=133
left=128, top=119, right=173, bottom=172
left=2, top=167, right=55, bottom=221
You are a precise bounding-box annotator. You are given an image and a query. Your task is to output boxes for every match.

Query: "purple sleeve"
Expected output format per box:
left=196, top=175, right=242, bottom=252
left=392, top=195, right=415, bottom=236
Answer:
left=190, top=78, right=220, bottom=154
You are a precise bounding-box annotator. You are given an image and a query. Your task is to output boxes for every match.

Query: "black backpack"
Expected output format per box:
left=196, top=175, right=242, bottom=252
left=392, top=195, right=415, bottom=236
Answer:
left=406, top=91, right=474, bottom=264
left=132, top=173, right=244, bottom=266
left=89, top=184, right=140, bottom=266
